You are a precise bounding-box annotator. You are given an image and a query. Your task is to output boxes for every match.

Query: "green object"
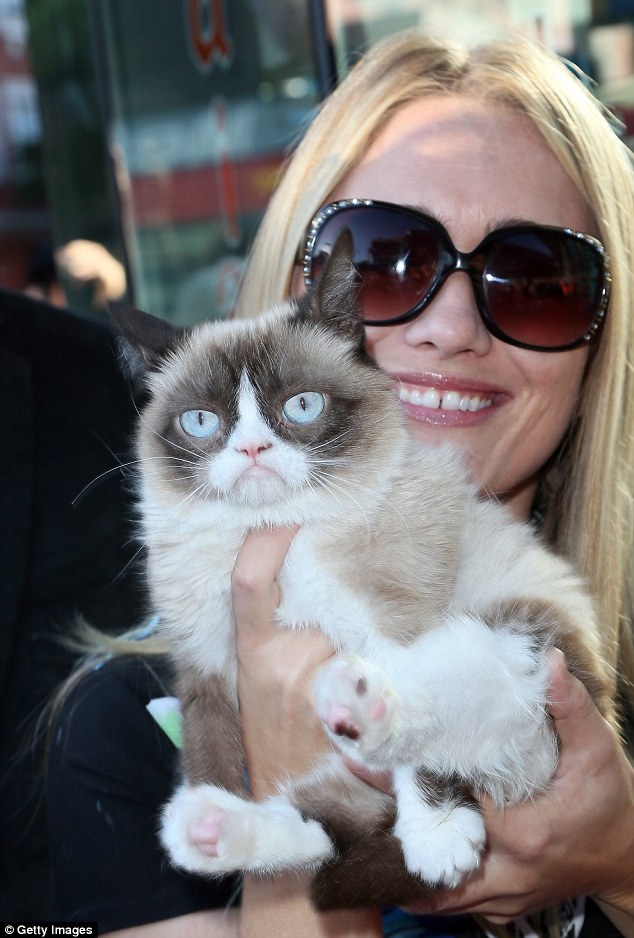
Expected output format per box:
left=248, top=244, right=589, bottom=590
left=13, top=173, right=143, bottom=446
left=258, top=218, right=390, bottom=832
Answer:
left=146, top=696, right=183, bottom=749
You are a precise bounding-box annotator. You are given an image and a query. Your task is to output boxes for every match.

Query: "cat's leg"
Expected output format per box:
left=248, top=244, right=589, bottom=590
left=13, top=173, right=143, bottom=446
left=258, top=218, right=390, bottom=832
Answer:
left=287, top=755, right=437, bottom=910
left=159, top=668, right=251, bottom=874
left=175, top=668, right=245, bottom=789
left=392, top=766, right=486, bottom=888
left=160, top=784, right=333, bottom=876
left=314, top=615, right=559, bottom=800
left=164, top=667, right=332, bottom=875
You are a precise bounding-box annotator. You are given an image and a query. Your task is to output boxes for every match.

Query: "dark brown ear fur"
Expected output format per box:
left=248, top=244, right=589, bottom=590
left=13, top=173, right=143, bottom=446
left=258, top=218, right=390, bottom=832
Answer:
left=109, top=302, right=187, bottom=381
left=297, top=227, right=365, bottom=346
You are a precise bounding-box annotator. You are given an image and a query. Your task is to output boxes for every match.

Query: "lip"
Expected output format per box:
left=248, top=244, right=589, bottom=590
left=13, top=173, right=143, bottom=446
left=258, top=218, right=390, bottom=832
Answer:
left=390, top=371, right=509, bottom=427
left=237, top=465, right=282, bottom=482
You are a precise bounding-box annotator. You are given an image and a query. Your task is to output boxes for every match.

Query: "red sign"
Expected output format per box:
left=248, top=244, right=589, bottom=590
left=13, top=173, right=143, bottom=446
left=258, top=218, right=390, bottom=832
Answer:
left=186, top=0, right=233, bottom=72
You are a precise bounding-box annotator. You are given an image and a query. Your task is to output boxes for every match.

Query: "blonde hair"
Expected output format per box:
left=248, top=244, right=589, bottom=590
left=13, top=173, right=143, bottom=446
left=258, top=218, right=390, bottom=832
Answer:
left=236, top=30, right=634, bottom=714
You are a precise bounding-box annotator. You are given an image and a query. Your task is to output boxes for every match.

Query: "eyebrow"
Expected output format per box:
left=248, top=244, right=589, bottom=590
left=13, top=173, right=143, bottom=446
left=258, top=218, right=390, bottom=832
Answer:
left=426, top=207, right=587, bottom=245
left=497, top=216, right=543, bottom=228
left=403, top=203, right=538, bottom=232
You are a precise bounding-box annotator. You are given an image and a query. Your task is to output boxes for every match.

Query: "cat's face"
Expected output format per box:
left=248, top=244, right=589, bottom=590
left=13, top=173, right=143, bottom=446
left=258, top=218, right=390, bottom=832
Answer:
left=137, top=307, right=400, bottom=518
left=114, top=233, right=408, bottom=524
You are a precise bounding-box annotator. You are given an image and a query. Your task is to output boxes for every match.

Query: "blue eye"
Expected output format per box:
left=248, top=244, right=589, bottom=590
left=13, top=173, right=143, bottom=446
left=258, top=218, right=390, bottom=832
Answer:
left=282, top=392, right=325, bottom=424
left=179, top=409, right=220, bottom=438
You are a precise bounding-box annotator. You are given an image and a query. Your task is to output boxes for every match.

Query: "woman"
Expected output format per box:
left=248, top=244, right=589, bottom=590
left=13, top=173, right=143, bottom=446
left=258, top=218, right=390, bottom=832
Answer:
left=47, top=30, right=634, bottom=938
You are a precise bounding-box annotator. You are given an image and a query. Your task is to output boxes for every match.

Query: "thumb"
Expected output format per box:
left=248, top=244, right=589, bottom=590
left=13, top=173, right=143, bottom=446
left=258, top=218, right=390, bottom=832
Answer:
left=546, top=647, right=606, bottom=750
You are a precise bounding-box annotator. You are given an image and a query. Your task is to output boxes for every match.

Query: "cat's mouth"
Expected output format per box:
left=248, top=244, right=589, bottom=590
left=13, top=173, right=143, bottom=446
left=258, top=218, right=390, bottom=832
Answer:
left=238, top=465, right=282, bottom=481
left=228, top=464, right=290, bottom=504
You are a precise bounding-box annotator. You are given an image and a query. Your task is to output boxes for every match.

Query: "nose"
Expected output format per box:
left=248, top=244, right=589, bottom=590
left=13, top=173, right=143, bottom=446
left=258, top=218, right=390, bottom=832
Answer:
left=401, top=270, right=492, bottom=358
left=236, top=440, right=272, bottom=460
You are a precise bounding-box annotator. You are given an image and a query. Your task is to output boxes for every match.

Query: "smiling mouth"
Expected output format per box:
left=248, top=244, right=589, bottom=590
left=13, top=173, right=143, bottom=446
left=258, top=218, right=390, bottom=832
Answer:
left=398, top=385, right=493, bottom=413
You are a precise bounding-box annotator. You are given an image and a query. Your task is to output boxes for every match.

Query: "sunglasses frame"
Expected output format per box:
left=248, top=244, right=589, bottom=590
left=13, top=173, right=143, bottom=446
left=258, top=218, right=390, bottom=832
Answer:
left=299, top=198, right=611, bottom=353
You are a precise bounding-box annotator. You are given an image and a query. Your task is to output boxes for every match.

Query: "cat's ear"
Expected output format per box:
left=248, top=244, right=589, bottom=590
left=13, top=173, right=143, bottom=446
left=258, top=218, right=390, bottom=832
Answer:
left=109, top=302, right=186, bottom=381
left=304, top=227, right=364, bottom=345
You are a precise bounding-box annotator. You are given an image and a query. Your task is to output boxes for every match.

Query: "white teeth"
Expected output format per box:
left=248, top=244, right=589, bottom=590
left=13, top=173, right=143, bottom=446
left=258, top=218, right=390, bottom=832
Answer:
left=398, top=386, right=492, bottom=412
left=442, top=391, right=461, bottom=411
left=420, top=389, right=440, bottom=408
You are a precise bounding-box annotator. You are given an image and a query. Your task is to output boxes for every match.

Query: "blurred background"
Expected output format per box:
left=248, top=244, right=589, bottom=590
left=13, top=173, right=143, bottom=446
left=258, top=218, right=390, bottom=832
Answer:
left=2, top=0, right=634, bottom=326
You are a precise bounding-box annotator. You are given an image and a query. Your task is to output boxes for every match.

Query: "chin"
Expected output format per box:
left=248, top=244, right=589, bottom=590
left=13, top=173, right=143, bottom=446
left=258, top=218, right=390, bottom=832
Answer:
left=230, top=475, right=291, bottom=508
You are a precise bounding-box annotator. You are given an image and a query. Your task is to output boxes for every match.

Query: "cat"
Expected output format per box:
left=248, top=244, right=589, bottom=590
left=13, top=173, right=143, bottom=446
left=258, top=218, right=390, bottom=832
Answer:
left=112, top=231, right=616, bottom=910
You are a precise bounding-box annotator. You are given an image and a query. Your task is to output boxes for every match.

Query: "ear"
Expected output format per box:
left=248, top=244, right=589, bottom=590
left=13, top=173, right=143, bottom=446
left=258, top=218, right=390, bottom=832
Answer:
left=109, top=302, right=186, bottom=381
left=307, top=227, right=364, bottom=345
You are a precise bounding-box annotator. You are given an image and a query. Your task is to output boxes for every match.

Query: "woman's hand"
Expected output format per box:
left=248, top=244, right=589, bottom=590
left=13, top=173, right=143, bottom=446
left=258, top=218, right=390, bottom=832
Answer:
left=224, top=527, right=383, bottom=937
left=191, top=538, right=634, bottom=935
left=393, top=649, right=634, bottom=926
left=231, top=526, right=335, bottom=798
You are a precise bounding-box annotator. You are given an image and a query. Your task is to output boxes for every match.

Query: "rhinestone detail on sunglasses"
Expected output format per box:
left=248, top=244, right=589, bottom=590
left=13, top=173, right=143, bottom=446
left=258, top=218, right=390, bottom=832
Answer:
left=300, top=198, right=611, bottom=352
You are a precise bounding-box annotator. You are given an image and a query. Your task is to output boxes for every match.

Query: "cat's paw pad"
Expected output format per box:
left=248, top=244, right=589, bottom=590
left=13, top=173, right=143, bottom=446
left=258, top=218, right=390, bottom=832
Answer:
left=398, top=804, right=486, bottom=888
left=313, top=655, right=399, bottom=761
left=160, top=784, right=333, bottom=876
left=187, top=809, right=225, bottom=858
left=160, top=784, right=245, bottom=875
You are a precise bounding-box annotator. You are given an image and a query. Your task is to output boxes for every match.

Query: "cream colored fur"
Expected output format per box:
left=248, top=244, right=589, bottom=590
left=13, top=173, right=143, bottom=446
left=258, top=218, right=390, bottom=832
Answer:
left=115, top=273, right=612, bottom=896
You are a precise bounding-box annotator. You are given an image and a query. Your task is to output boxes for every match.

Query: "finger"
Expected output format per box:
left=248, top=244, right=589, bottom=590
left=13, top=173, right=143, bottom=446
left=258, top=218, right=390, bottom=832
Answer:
left=546, top=647, right=609, bottom=748
left=399, top=871, right=502, bottom=918
left=402, top=861, right=528, bottom=921
left=343, top=757, right=393, bottom=794
left=232, top=526, right=297, bottom=631
left=545, top=647, right=577, bottom=718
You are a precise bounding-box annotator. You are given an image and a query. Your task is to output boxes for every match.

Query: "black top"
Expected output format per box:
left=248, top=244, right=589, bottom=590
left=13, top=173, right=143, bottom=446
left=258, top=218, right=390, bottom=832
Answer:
left=45, top=655, right=624, bottom=937
left=0, top=289, right=144, bottom=920
left=46, top=655, right=239, bottom=930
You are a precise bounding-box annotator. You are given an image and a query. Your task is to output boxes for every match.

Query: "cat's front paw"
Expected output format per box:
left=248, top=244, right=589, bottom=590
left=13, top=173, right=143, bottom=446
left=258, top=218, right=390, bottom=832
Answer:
left=160, top=784, right=333, bottom=876
left=313, top=655, right=400, bottom=765
left=395, top=801, right=486, bottom=888
left=160, top=784, right=241, bottom=876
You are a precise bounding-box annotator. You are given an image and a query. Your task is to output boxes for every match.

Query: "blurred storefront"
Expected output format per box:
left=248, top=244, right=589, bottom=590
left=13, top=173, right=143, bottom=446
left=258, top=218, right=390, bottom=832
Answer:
left=0, top=0, right=49, bottom=291
left=3, top=0, right=634, bottom=320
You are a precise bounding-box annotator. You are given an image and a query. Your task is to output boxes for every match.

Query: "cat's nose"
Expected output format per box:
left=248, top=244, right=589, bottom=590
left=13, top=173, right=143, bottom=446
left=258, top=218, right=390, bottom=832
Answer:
left=237, top=441, right=272, bottom=460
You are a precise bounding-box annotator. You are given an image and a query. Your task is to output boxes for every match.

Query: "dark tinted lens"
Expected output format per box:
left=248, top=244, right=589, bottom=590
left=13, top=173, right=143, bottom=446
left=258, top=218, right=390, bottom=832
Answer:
left=310, top=206, right=444, bottom=322
left=483, top=230, right=604, bottom=349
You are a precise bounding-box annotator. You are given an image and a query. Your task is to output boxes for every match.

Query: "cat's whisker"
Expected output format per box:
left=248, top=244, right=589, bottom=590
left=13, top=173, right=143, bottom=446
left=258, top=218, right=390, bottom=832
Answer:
left=310, top=469, right=372, bottom=531
left=117, top=453, right=200, bottom=494
left=72, top=460, right=139, bottom=507
left=304, top=474, right=346, bottom=513
left=309, top=426, right=355, bottom=452
left=145, top=453, right=199, bottom=464
left=108, top=538, right=148, bottom=585
left=311, top=467, right=409, bottom=531
left=316, top=468, right=412, bottom=533
left=311, top=466, right=372, bottom=496
left=140, top=460, right=200, bottom=476
left=132, top=457, right=201, bottom=486
left=72, top=450, right=206, bottom=509
left=110, top=473, right=219, bottom=585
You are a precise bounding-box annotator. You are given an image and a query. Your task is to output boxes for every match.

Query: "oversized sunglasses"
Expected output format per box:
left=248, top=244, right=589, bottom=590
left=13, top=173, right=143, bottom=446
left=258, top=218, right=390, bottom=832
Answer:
left=299, top=199, right=611, bottom=352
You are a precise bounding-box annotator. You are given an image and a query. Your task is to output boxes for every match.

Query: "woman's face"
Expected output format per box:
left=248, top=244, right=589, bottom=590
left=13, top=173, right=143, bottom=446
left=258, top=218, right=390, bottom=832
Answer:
left=327, top=96, right=594, bottom=521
